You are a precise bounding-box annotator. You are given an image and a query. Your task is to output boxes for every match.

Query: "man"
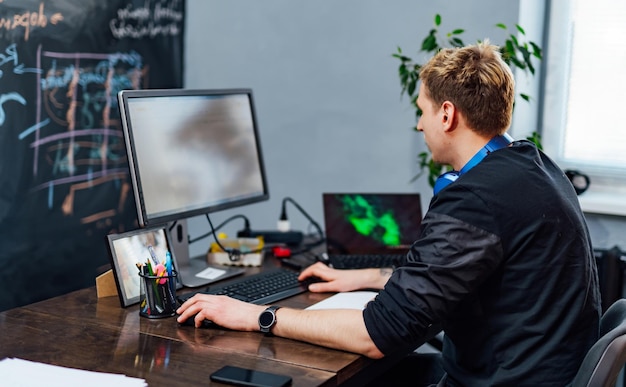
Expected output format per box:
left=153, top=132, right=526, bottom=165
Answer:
left=177, top=41, right=601, bottom=385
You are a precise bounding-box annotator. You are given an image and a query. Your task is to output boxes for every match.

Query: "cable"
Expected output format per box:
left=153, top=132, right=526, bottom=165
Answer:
left=279, top=197, right=325, bottom=255
left=204, top=214, right=242, bottom=261
left=187, top=214, right=251, bottom=245
left=280, top=197, right=324, bottom=238
left=193, top=198, right=325, bottom=262
left=205, top=213, right=271, bottom=262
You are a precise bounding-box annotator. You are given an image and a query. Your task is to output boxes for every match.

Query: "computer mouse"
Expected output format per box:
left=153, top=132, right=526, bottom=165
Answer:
left=300, top=275, right=323, bottom=289
left=177, top=312, right=215, bottom=328
left=176, top=299, right=215, bottom=328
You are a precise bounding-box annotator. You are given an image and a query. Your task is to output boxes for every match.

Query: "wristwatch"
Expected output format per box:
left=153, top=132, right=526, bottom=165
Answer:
left=258, top=305, right=281, bottom=335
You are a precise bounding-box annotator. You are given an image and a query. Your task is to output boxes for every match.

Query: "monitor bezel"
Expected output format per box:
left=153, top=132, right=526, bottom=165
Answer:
left=118, top=88, right=270, bottom=228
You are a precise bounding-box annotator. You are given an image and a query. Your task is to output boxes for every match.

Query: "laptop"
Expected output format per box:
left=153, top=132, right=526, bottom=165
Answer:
left=321, top=193, right=423, bottom=269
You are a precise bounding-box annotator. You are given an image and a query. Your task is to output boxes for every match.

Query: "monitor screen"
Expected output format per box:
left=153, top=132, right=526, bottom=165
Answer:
left=118, top=88, right=269, bottom=228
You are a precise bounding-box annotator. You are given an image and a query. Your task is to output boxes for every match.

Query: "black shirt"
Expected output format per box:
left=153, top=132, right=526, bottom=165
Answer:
left=363, top=141, right=601, bottom=386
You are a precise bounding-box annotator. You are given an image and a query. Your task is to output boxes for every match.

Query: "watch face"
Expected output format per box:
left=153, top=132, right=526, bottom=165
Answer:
left=259, top=310, right=275, bottom=328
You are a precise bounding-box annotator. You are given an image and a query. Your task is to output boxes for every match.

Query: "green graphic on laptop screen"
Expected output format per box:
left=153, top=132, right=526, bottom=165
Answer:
left=339, top=194, right=401, bottom=246
left=322, top=193, right=422, bottom=256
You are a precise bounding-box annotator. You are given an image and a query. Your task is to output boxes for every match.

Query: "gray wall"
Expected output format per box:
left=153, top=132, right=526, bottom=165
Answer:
left=182, top=0, right=521, bottom=258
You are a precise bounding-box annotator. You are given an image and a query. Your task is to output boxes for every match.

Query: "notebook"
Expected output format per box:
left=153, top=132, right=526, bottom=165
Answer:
left=321, top=193, right=423, bottom=269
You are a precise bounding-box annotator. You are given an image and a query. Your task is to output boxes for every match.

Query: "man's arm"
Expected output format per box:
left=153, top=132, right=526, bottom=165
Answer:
left=279, top=264, right=392, bottom=357
left=273, top=307, right=385, bottom=359
left=176, top=294, right=385, bottom=358
left=176, top=263, right=393, bottom=358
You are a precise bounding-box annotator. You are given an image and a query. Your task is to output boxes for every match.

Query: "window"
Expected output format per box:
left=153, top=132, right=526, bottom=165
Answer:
left=541, top=0, right=626, bottom=215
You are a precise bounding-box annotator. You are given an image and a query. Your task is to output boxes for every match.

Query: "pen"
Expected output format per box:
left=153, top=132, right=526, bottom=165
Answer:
left=165, top=251, right=176, bottom=296
left=148, top=245, right=160, bottom=266
left=165, top=251, right=173, bottom=276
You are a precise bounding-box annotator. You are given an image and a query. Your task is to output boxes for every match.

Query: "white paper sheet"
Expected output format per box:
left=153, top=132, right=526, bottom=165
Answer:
left=305, top=291, right=378, bottom=310
left=0, top=358, right=147, bottom=387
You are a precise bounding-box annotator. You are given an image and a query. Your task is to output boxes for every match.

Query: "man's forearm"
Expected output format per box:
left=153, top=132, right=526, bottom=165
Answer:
left=272, top=308, right=385, bottom=359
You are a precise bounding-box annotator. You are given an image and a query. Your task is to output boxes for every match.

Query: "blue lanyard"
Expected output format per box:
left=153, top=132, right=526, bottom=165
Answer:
left=433, top=133, right=514, bottom=195
left=459, top=133, right=514, bottom=175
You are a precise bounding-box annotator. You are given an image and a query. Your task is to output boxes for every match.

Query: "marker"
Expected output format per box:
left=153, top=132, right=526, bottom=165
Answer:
left=165, top=251, right=173, bottom=276
left=165, top=251, right=176, bottom=297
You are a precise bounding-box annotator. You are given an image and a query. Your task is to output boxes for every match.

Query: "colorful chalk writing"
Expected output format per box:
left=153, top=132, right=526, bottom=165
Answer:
left=0, top=0, right=184, bottom=312
left=110, top=0, right=183, bottom=39
left=0, top=2, right=64, bottom=42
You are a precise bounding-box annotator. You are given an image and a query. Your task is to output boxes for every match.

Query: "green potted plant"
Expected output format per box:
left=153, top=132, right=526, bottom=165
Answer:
left=393, top=14, right=543, bottom=188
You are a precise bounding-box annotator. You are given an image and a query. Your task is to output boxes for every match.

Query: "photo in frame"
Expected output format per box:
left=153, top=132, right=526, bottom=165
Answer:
left=106, top=226, right=181, bottom=307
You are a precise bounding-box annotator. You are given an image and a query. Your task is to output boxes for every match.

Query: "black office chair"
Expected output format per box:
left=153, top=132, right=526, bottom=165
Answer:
left=572, top=298, right=626, bottom=387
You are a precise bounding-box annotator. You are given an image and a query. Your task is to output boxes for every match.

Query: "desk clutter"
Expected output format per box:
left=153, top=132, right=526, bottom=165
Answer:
left=136, top=247, right=178, bottom=318
left=207, top=236, right=265, bottom=266
left=138, top=270, right=178, bottom=319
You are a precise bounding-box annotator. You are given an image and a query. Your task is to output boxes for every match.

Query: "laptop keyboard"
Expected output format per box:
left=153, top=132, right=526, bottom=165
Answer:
left=177, top=268, right=317, bottom=305
left=327, top=254, right=404, bottom=269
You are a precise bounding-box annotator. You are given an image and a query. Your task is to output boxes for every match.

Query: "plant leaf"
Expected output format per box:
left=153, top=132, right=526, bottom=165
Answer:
left=421, top=32, right=438, bottom=52
left=393, top=53, right=411, bottom=61
left=530, top=41, right=543, bottom=59
left=510, top=56, right=525, bottom=69
left=434, top=14, right=441, bottom=26
left=504, top=40, right=515, bottom=58
left=407, top=80, right=417, bottom=96
left=450, top=37, right=464, bottom=47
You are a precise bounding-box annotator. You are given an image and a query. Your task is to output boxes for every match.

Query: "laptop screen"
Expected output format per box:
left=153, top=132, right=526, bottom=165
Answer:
left=322, top=193, right=422, bottom=255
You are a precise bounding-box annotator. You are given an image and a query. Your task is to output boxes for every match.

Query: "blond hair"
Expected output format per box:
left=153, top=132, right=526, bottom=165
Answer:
left=419, top=40, right=515, bottom=136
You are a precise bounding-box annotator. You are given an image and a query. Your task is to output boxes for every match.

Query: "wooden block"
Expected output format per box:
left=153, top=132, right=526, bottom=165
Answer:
left=95, top=269, right=118, bottom=298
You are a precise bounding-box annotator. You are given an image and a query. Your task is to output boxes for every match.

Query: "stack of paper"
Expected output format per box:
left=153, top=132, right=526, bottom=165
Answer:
left=0, top=358, right=147, bottom=387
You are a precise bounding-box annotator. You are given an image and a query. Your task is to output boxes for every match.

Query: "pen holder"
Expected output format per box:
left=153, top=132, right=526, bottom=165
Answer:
left=139, top=271, right=178, bottom=319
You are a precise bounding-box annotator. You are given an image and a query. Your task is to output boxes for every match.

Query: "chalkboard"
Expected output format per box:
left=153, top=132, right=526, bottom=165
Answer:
left=0, top=0, right=184, bottom=311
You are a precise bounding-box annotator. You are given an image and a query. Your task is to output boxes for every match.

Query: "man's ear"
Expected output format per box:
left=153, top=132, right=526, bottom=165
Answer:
left=441, top=101, right=456, bottom=132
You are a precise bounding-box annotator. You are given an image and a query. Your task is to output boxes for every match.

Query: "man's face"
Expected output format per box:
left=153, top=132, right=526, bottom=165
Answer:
left=416, top=84, right=445, bottom=163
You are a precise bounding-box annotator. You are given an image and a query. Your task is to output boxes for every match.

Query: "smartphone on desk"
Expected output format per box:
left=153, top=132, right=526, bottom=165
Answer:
left=210, top=365, right=292, bottom=387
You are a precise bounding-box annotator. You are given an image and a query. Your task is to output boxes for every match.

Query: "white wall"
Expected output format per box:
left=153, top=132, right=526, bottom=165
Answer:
left=183, top=0, right=520, bottom=257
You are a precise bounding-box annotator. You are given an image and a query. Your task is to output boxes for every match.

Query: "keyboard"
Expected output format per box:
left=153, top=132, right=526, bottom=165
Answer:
left=177, top=267, right=315, bottom=305
left=327, top=254, right=404, bottom=269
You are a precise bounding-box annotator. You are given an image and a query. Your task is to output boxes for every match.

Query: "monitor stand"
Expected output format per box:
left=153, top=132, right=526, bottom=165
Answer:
left=168, top=219, right=244, bottom=288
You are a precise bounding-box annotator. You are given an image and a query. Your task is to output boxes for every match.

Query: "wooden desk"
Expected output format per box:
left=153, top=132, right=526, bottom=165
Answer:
left=0, top=261, right=398, bottom=386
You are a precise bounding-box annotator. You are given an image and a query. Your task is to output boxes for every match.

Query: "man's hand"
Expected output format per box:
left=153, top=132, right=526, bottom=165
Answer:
left=176, top=294, right=265, bottom=330
left=298, top=262, right=389, bottom=293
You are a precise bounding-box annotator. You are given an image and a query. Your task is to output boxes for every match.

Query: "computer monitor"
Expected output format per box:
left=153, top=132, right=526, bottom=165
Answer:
left=118, top=88, right=269, bottom=287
